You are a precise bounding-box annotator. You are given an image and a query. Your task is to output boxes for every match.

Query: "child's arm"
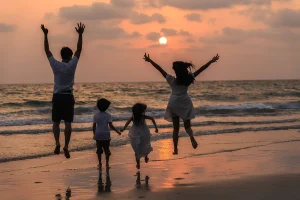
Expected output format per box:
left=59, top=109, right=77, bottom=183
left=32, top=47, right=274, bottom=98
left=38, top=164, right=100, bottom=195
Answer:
left=193, top=54, right=220, bottom=78
left=92, top=123, right=96, bottom=136
left=143, top=53, right=167, bottom=78
left=145, top=115, right=158, bottom=133
left=109, top=122, right=121, bottom=135
left=121, top=117, right=133, bottom=132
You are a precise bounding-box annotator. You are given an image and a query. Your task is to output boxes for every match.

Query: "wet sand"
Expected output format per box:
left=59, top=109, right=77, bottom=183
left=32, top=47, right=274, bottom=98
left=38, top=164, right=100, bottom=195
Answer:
left=0, top=130, right=300, bottom=200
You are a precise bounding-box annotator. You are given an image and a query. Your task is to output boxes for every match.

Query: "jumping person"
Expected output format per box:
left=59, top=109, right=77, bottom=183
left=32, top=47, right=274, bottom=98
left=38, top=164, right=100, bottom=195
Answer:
left=143, top=53, right=219, bottom=155
left=41, top=22, right=85, bottom=158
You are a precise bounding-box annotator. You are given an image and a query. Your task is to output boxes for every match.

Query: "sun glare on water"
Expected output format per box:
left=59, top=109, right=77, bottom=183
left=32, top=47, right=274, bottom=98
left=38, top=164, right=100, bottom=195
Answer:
left=159, top=37, right=167, bottom=45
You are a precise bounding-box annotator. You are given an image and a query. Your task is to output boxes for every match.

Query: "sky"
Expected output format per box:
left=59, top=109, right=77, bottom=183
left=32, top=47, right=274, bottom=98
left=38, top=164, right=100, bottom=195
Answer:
left=0, top=0, right=300, bottom=84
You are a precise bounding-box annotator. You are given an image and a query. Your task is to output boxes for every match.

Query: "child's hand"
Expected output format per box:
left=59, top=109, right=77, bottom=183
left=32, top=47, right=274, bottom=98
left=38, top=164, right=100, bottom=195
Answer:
left=155, top=128, right=158, bottom=133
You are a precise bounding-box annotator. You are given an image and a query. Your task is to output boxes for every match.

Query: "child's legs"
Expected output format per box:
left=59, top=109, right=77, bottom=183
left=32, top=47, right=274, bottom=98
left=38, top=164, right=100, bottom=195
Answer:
left=172, top=116, right=180, bottom=151
left=102, top=140, right=111, bottom=167
left=135, top=153, right=140, bottom=169
left=96, top=141, right=103, bottom=165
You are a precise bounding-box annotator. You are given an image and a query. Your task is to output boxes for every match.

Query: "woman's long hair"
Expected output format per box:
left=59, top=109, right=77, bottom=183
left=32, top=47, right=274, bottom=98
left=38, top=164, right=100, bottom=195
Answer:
left=132, top=103, right=147, bottom=125
left=173, top=61, right=195, bottom=86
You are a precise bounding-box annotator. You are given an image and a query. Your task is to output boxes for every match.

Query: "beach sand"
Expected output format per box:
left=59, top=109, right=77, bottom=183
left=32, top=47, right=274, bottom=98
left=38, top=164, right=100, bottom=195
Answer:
left=1, top=130, right=300, bottom=200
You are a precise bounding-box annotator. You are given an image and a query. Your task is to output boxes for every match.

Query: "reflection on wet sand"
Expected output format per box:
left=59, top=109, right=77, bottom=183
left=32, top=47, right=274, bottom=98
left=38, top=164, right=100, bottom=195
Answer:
left=136, top=171, right=150, bottom=190
left=55, top=187, right=71, bottom=200
left=98, top=169, right=112, bottom=193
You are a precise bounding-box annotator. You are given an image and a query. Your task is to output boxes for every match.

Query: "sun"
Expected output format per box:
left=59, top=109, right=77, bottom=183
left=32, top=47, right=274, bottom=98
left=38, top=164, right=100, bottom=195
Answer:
left=159, top=37, right=167, bottom=45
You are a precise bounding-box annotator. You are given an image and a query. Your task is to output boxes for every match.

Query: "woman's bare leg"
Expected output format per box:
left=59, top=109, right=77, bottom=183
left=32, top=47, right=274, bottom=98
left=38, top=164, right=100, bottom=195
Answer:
left=184, top=120, right=198, bottom=149
left=172, top=116, right=180, bottom=154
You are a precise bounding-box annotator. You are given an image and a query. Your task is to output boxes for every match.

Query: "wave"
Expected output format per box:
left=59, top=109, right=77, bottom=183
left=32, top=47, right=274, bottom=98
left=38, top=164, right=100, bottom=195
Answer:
left=1, top=101, right=299, bottom=126
left=1, top=118, right=300, bottom=135
left=1, top=100, right=51, bottom=107
left=1, top=124, right=300, bottom=163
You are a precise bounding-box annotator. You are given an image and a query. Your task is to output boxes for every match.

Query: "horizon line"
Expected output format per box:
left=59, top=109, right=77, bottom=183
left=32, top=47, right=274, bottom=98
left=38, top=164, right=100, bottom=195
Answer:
left=0, top=78, right=299, bottom=85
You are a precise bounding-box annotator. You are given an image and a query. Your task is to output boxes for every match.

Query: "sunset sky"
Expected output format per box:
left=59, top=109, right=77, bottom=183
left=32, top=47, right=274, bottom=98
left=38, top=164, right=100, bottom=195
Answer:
left=1, top=0, right=300, bottom=83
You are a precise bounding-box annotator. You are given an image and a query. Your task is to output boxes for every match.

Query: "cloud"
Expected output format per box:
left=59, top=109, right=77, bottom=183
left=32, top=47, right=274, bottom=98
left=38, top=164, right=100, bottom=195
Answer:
left=185, top=13, right=202, bottom=22
left=130, top=13, right=166, bottom=24
left=185, top=37, right=195, bottom=43
left=179, top=30, right=191, bottom=36
left=146, top=32, right=161, bottom=41
left=148, top=44, right=169, bottom=48
left=208, top=18, right=216, bottom=24
left=59, top=2, right=129, bottom=21
left=88, top=25, right=142, bottom=40
left=268, top=9, right=300, bottom=28
left=199, top=27, right=300, bottom=44
left=110, top=0, right=136, bottom=8
left=146, top=29, right=191, bottom=41
left=146, top=0, right=289, bottom=10
left=161, top=28, right=177, bottom=36
left=160, top=28, right=191, bottom=36
left=0, top=23, right=17, bottom=32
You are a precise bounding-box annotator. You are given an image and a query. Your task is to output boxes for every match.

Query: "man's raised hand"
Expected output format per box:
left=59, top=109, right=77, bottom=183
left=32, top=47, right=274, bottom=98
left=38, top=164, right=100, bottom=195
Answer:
left=75, top=22, right=85, bottom=35
left=41, top=24, right=48, bottom=35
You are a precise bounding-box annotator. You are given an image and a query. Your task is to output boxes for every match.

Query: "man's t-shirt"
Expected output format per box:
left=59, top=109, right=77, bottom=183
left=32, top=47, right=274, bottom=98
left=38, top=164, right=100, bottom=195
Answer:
left=48, top=56, right=78, bottom=94
left=93, top=111, right=112, bottom=141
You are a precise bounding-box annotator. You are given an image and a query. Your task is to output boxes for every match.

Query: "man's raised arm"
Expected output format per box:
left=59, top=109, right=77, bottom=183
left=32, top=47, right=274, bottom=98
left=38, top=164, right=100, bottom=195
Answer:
left=74, top=22, right=85, bottom=59
left=41, top=24, right=52, bottom=58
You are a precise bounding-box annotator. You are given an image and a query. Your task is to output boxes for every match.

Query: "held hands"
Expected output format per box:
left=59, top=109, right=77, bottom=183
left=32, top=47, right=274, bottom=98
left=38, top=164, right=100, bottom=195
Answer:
left=143, top=53, right=152, bottom=62
left=41, top=24, right=48, bottom=35
left=117, top=130, right=121, bottom=135
left=75, top=22, right=85, bottom=35
left=211, top=54, right=220, bottom=63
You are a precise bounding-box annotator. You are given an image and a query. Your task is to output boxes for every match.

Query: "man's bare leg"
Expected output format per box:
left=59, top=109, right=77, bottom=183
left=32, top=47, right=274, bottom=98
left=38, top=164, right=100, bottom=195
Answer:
left=53, top=122, right=61, bottom=154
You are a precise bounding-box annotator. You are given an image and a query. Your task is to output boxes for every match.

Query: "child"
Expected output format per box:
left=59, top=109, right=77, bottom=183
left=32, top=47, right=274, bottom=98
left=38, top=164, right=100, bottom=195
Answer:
left=93, top=98, right=121, bottom=171
left=143, top=53, right=220, bottom=155
left=121, top=103, right=158, bottom=169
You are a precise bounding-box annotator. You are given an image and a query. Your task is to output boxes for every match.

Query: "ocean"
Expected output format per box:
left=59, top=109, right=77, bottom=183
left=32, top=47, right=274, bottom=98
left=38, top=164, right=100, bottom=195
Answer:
left=0, top=80, right=300, bottom=162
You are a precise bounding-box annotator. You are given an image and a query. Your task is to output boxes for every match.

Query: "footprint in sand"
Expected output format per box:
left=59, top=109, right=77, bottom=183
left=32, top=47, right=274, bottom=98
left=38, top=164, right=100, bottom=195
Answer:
left=34, top=181, right=43, bottom=184
left=174, top=178, right=185, bottom=180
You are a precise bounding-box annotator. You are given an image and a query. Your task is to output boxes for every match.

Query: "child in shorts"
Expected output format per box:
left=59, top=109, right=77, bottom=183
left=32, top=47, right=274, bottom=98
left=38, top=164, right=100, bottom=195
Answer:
left=93, top=98, right=121, bottom=170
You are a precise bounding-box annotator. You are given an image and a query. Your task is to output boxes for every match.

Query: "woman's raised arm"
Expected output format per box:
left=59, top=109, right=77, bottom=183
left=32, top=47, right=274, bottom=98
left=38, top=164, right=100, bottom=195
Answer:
left=143, top=53, right=167, bottom=78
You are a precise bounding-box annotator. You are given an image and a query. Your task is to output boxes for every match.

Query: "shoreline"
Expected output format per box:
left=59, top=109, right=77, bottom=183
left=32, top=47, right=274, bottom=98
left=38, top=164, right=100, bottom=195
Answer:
left=1, top=130, right=300, bottom=200
left=1, top=125, right=300, bottom=163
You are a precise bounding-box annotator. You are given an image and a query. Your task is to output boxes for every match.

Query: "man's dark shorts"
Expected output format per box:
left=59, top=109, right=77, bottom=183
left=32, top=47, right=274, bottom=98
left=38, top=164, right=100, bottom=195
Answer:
left=96, top=140, right=111, bottom=155
left=52, top=94, right=75, bottom=123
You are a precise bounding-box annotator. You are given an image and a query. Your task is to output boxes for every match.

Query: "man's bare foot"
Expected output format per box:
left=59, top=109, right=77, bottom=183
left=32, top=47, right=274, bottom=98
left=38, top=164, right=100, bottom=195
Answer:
left=145, top=156, right=149, bottom=163
left=63, top=147, right=70, bottom=159
left=173, top=149, right=178, bottom=155
left=54, top=144, right=61, bottom=155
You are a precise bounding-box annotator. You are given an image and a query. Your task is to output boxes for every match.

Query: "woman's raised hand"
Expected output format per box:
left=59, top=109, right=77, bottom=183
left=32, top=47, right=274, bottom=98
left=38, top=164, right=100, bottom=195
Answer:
left=211, top=54, right=220, bottom=63
left=143, top=53, right=152, bottom=62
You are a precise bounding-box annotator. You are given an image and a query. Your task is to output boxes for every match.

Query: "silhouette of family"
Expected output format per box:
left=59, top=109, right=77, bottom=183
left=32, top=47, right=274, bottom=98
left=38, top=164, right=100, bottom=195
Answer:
left=41, top=22, right=220, bottom=171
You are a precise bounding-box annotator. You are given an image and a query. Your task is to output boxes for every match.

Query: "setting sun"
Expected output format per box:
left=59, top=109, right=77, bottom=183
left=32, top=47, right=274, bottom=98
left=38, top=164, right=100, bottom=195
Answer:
left=159, top=37, right=167, bottom=45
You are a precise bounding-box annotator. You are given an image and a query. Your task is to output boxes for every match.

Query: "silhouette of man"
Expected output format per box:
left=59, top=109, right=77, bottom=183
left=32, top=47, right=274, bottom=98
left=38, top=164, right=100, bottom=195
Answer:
left=41, top=22, right=85, bottom=158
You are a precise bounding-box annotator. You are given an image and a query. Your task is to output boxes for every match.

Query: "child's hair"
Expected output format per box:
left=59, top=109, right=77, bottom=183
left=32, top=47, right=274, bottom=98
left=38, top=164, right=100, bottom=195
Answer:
left=97, top=98, right=111, bottom=112
left=172, top=61, right=195, bottom=86
left=132, top=103, right=147, bottom=125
